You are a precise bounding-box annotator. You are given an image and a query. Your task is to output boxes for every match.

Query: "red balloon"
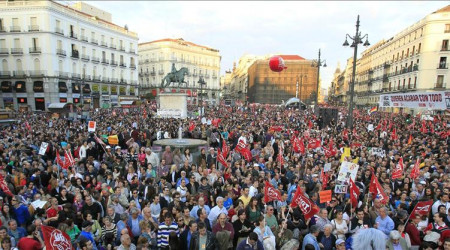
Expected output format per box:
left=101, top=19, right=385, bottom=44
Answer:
left=269, top=56, right=287, bottom=72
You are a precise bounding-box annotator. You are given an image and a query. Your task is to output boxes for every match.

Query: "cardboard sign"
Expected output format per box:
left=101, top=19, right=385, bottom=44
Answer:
left=324, top=163, right=331, bottom=172
left=337, top=161, right=359, bottom=183
left=370, top=147, right=386, bottom=158
left=334, top=184, right=348, bottom=194
left=319, top=190, right=332, bottom=203
left=88, top=121, right=96, bottom=132
left=38, top=142, right=48, bottom=156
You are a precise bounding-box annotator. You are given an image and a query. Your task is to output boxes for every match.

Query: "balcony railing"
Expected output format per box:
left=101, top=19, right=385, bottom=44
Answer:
left=120, top=62, right=127, bottom=68
left=441, top=47, right=449, bottom=52
left=119, top=46, right=125, bottom=51
left=101, top=41, right=107, bottom=47
left=0, top=26, right=5, bottom=32
left=101, top=59, right=109, bottom=64
left=71, top=50, right=79, bottom=59
left=110, top=44, right=117, bottom=49
left=0, top=71, right=10, bottom=78
left=13, top=70, right=27, bottom=77
left=91, top=38, right=98, bottom=45
left=129, top=49, right=136, bottom=54
left=29, top=47, right=41, bottom=54
left=28, top=25, right=39, bottom=32
left=120, top=79, right=127, bottom=84
left=102, top=77, right=109, bottom=83
left=413, top=65, right=419, bottom=71
left=110, top=60, right=118, bottom=66
left=110, top=78, right=118, bottom=83
left=57, top=71, right=69, bottom=78
left=438, top=63, right=448, bottom=69
left=11, top=48, right=23, bottom=54
left=81, top=54, right=90, bottom=61
left=130, top=64, right=136, bottom=69
left=435, top=83, right=446, bottom=89
left=91, top=56, right=100, bottom=63
left=0, top=48, right=9, bottom=55
left=80, top=35, right=88, bottom=42
left=212, top=75, right=217, bottom=79
left=150, top=71, right=156, bottom=76
left=10, top=26, right=20, bottom=32
left=158, top=70, right=164, bottom=75
left=71, top=73, right=81, bottom=79
left=69, top=33, right=78, bottom=39
left=55, top=28, right=64, bottom=35
left=93, top=76, right=101, bottom=81
left=29, top=70, right=45, bottom=77
left=56, top=49, right=66, bottom=56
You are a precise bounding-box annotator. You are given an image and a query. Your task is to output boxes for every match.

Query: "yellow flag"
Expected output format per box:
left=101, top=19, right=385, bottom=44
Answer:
left=340, top=147, right=351, bottom=162
left=108, top=135, right=119, bottom=145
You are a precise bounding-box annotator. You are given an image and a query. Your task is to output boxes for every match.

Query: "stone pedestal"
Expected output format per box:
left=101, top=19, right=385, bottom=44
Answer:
left=157, top=93, right=187, bottom=118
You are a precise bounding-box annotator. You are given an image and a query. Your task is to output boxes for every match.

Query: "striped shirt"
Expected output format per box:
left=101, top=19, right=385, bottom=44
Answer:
left=157, top=221, right=179, bottom=248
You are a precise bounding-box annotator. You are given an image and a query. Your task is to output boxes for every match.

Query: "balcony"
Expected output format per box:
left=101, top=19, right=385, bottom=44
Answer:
left=57, top=71, right=69, bottom=79
left=71, top=50, right=79, bottom=59
left=120, top=79, right=127, bottom=84
left=158, top=70, right=164, bottom=75
left=435, top=83, right=446, bottom=89
left=0, top=48, right=9, bottom=55
left=0, top=71, right=10, bottom=78
left=11, top=48, right=23, bottom=55
left=383, top=62, right=390, bottom=68
left=110, top=78, right=118, bottom=83
left=438, top=63, right=448, bottom=69
left=212, top=75, right=217, bottom=79
left=193, top=73, right=198, bottom=77
left=150, top=71, right=156, bottom=76
left=91, top=38, right=98, bottom=45
left=80, top=35, right=88, bottom=42
left=102, top=77, right=109, bottom=83
left=91, top=56, right=100, bottom=63
left=0, top=26, right=5, bottom=33
left=69, top=33, right=78, bottom=39
left=54, top=28, right=64, bottom=35
left=441, top=47, right=449, bottom=52
left=29, top=47, right=41, bottom=54
left=56, top=49, right=66, bottom=56
left=13, top=71, right=27, bottom=77
left=81, top=54, right=90, bottom=61
left=413, top=65, right=419, bottom=71
left=71, top=73, right=81, bottom=79
left=110, top=60, right=118, bottom=66
left=93, top=75, right=101, bottom=81
left=120, top=62, right=127, bottom=68
left=110, top=44, right=117, bottom=50
left=28, top=25, right=39, bottom=32
left=120, top=46, right=125, bottom=51
left=130, top=64, right=136, bottom=69
left=101, top=59, right=109, bottom=65
left=205, top=74, right=210, bottom=78
left=129, top=49, right=136, bottom=54
left=10, top=26, right=20, bottom=32
left=82, top=75, right=91, bottom=81
left=29, top=70, right=45, bottom=77
left=100, top=41, right=107, bottom=47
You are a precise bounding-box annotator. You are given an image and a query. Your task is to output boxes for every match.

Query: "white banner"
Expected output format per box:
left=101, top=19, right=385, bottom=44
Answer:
left=379, top=91, right=450, bottom=110
left=156, top=109, right=182, bottom=118
left=39, top=142, right=48, bottom=156
left=337, top=161, right=359, bottom=184
left=370, top=147, right=386, bottom=158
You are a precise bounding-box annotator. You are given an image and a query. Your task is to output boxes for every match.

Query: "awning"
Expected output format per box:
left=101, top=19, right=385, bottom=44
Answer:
left=48, top=103, right=70, bottom=109
left=120, top=101, right=134, bottom=105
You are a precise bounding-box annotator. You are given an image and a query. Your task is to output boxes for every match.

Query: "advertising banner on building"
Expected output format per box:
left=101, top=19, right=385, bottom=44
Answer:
left=379, top=91, right=450, bottom=110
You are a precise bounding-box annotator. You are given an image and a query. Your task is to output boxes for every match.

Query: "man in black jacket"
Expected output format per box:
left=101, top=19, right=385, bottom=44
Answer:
left=180, top=221, right=198, bottom=250
left=189, top=221, right=218, bottom=250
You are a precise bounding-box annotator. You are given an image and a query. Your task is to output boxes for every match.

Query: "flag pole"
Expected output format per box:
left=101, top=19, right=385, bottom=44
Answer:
left=404, top=202, right=418, bottom=227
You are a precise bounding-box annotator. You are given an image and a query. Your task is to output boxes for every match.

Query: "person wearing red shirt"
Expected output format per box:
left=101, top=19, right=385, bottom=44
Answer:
left=424, top=212, right=450, bottom=245
left=405, top=213, right=422, bottom=247
left=45, top=198, right=62, bottom=228
left=17, top=225, right=43, bottom=250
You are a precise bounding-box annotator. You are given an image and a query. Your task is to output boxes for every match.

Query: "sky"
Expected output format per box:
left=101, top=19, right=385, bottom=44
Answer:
left=82, top=1, right=446, bottom=90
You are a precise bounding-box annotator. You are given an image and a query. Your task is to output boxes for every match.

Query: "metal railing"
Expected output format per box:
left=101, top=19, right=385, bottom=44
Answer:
left=0, top=71, right=10, bottom=78
left=10, top=26, right=20, bottom=32
left=110, top=60, right=117, bottom=66
left=56, top=49, right=66, bottom=56
left=29, top=70, right=45, bottom=77
left=13, top=70, right=27, bottom=77
left=80, top=35, right=88, bottom=42
left=71, top=50, right=79, bottom=58
left=91, top=38, right=98, bottom=44
left=119, top=46, right=125, bottom=51
left=130, top=64, right=136, bottom=69
left=0, top=26, right=5, bottom=32
left=110, top=44, right=117, bottom=49
left=101, top=41, right=108, bottom=47
left=29, top=47, right=41, bottom=53
left=438, top=63, right=448, bottom=69
left=0, top=48, right=9, bottom=55
left=55, top=28, right=64, bottom=35
left=101, top=59, right=109, bottom=64
left=11, top=48, right=23, bottom=54
left=81, top=54, right=90, bottom=61
left=70, top=33, right=78, bottom=39
left=91, top=56, right=100, bottom=63
left=28, top=25, right=39, bottom=31
left=120, top=62, right=127, bottom=68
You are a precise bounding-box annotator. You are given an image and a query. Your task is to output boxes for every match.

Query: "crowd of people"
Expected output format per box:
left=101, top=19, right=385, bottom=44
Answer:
left=0, top=103, right=448, bottom=250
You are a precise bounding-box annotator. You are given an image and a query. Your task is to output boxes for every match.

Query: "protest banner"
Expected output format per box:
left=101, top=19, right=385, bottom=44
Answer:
left=370, top=147, right=386, bottom=158
left=39, top=142, right=48, bottom=156
left=337, top=161, right=359, bottom=183
left=334, top=184, right=348, bottom=194
left=319, top=190, right=332, bottom=203
left=379, top=91, right=450, bottom=110
left=88, top=121, right=96, bottom=132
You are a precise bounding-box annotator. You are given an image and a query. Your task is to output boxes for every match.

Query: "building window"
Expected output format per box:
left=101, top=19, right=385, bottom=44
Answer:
left=439, top=57, right=447, bottom=69
left=15, top=81, right=26, bottom=92
left=414, top=77, right=417, bottom=88
left=1, top=81, right=12, bottom=92
left=436, top=75, right=444, bottom=88
left=17, top=98, right=27, bottom=104
left=417, top=43, right=421, bottom=54
left=60, top=98, right=67, bottom=103
left=442, top=40, right=449, bottom=51
left=445, top=24, right=450, bottom=33
left=408, top=78, right=411, bottom=89
left=33, top=81, right=44, bottom=92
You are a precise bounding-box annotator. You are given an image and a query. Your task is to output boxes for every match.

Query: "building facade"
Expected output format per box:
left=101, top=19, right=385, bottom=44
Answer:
left=0, top=1, right=139, bottom=111
left=352, top=5, right=450, bottom=109
left=138, top=38, right=221, bottom=105
left=247, top=55, right=319, bottom=104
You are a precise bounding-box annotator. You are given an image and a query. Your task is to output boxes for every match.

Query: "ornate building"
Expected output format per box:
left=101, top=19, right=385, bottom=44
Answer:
left=0, top=1, right=139, bottom=111
left=138, top=38, right=221, bottom=105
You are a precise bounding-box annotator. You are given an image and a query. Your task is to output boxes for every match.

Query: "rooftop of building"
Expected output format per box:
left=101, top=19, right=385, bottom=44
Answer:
left=139, top=38, right=219, bottom=52
left=433, top=5, right=450, bottom=13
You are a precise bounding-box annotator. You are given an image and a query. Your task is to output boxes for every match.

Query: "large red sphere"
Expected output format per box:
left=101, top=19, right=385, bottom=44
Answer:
left=269, top=56, right=287, bottom=72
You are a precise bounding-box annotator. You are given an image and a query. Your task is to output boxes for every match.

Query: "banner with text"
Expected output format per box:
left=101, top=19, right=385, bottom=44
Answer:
left=379, top=91, right=450, bottom=110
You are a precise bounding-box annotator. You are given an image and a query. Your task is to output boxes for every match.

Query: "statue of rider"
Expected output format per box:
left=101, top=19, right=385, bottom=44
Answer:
left=171, top=63, right=178, bottom=82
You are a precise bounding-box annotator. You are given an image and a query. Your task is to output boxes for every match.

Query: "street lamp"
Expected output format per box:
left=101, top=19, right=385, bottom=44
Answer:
left=296, top=75, right=307, bottom=101
left=311, top=49, right=326, bottom=104
left=342, top=15, right=370, bottom=131
left=198, top=76, right=206, bottom=106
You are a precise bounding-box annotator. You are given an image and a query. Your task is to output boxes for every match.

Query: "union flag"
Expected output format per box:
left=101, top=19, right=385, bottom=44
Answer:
left=411, top=200, right=433, bottom=217
left=264, top=181, right=282, bottom=203
left=290, top=187, right=319, bottom=220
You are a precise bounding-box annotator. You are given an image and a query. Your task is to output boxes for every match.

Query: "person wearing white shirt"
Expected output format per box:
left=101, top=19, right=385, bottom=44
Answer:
left=145, top=148, right=160, bottom=168
left=432, top=193, right=450, bottom=215
left=208, top=196, right=228, bottom=227
left=79, top=141, right=88, bottom=160
left=249, top=180, right=258, bottom=198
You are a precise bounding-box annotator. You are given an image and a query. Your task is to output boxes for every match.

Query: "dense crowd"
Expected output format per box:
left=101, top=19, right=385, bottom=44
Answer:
left=0, top=103, right=449, bottom=250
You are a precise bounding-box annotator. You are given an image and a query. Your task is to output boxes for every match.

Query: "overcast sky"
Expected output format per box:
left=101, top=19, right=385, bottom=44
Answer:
left=85, top=1, right=446, bottom=90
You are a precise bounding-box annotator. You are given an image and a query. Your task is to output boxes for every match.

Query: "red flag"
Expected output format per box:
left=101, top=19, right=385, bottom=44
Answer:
left=212, top=118, right=221, bottom=127
left=349, top=178, right=360, bottom=208
left=375, top=123, right=382, bottom=131
left=343, top=129, right=349, bottom=141
left=407, top=134, right=413, bottom=145
left=41, top=225, right=72, bottom=250
left=421, top=120, right=428, bottom=134
left=308, top=119, right=313, bottom=129
left=320, top=169, right=328, bottom=189
left=188, top=121, right=195, bottom=132
left=369, top=174, right=388, bottom=204
left=217, top=149, right=228, bottom=168
left=328, top=138, right=334, bottom=151
left=290, top=187, right=319, bottom=220
left=299, top=138, right=305, bottom=155
left=222, top=139, right=229, bottom=158
left=235, top=137, right=247, bottom=153
left=391, top=127, right=398, bottom=140
left=410, top=158, right=420, bottom=180
left=0, top=174, right=13, bottom=197
left=411, top=200, right=433, bottom=217
left=264, top=181, right=282, bottom=203
left=55, top=150, right=64, bottom=168
left=292, top=136, right=300, bottom=153
left=63, top=150, right=75, bottom=169
left=241, top=148, right=252, bottom=162
left=307, top=138, right=320, bottom=149
left=269, top=126, right=283, bottom=132
left=392, top=157, right=404, bottom=180
left=25, top=121, right=31, bottom=131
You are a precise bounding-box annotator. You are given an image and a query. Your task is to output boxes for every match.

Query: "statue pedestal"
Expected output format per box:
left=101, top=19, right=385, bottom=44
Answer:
left=157, top=93, right=187, bottom=118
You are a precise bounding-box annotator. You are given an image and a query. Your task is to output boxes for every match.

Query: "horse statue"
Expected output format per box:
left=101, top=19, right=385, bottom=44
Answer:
left=161, top=67, right=189, bottom=88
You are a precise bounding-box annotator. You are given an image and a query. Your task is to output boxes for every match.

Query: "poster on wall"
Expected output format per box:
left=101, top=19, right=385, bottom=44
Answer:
left=379, top=91, right=450, bottom=110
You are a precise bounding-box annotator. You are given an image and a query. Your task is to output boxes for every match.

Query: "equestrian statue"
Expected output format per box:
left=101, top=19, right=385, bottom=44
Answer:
left=161, top=63, right=189, bottom=88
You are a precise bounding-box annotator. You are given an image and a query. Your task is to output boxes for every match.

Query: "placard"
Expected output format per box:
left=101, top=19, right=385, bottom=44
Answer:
left=337, top=161, right=359, bottom=183
left=370, top=147, right=386, bottom=158
left=39, top=142, right=48, bottom=156
left=88, top=121, right=96, bottom=132
left=319, top=190, right=332, bottom=203
left=324, top=163, right=331, bottom=172
left=156, top=109, right=182, bottom=119
left=334, top=184, right=348, bottom=194
left=379, top=91, right=450, bottom=110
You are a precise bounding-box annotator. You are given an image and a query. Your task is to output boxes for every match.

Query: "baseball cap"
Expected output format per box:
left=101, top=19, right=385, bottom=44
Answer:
left=106, top=145, right=111, bottom=149
left=115, top=146, right=121, bottom=150
left=336, top=239, right=345, bottom=245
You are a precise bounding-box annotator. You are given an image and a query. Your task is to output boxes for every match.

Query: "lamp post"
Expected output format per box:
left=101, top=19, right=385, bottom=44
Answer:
left=311, top=49, right=326, bottom=104
left=342, top=15, right=370, bottom=131
left=198, top=76, right=206, bottom=106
